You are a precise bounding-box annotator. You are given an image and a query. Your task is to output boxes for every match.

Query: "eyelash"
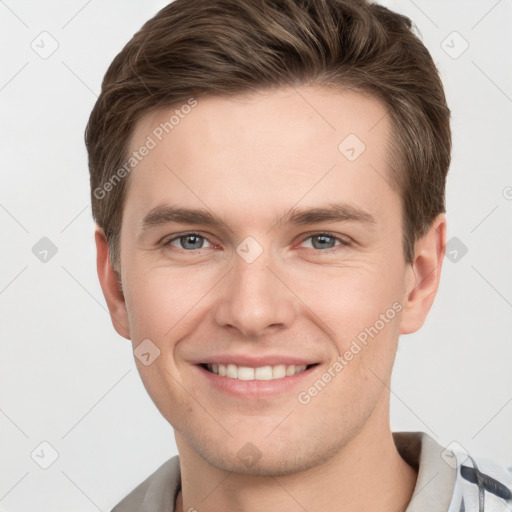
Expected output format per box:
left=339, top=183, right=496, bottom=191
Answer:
left=161, top=232, right=351, bottom=253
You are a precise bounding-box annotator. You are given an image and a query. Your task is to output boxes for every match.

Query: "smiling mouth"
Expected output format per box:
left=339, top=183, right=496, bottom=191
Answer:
left=201, top=363, right=318, bottom=381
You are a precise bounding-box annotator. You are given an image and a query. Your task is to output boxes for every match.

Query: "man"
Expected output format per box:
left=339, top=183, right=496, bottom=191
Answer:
left=86, top=0, right=512, bottom=510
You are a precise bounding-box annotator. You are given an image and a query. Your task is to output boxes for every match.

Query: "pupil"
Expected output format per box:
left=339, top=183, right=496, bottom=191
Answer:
left=313, top=235, right=334, bottom=249
left=182, top=235, right=202, bottom=249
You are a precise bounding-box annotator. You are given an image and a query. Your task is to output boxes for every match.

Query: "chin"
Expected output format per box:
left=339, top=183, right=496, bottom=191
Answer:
left=181, top=425, right=353, bottom=477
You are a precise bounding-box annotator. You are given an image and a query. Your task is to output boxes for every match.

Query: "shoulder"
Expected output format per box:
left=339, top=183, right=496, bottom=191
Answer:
left=111, top=455, right=181, bottom=512
left=394, top=431, right=512, bottom=511
left=451, top=449, right=512, bottom=512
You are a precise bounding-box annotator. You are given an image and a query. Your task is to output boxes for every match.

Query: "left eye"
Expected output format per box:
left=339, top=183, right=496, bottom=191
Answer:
left=300, top=233, right=347, bottom=250
left=165, top=233, right=212, bottom=250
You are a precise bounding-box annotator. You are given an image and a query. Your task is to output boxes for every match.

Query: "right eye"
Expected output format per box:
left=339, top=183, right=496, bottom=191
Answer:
left=163, top=233, right=214, bottom=251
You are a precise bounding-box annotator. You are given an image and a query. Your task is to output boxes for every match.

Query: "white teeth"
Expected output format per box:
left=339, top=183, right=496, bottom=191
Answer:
left=206, top=363, right=309, bottom=380
left=254, top=366, right=273, bottom=380
left=226, top=364, right=238, bottom=379
left=237, top=366, right=254, bottom=380
left=272, top=364, right=286, bottom=379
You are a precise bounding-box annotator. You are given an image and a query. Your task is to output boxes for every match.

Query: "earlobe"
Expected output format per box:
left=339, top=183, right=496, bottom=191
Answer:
left=399, top=214, right=447, bottom=335
left=95, top=227, right=131, bottom=340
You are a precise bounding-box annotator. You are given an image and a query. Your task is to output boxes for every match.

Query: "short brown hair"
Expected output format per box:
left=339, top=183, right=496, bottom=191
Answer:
left=85, top=0, right=451, bottom=271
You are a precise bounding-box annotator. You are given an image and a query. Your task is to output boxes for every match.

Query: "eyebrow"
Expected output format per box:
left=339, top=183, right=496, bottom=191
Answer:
left=140, top=202, right=377, bottom=231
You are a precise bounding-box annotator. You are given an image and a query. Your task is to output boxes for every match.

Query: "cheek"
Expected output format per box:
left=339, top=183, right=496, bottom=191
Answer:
left=122, top=263, right=218, bottom=343
left=287, top=259, right=404, bottom=341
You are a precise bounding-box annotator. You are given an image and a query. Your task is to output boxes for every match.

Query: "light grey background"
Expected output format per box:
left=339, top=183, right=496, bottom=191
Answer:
left=1, top=0, right=511, bottom=510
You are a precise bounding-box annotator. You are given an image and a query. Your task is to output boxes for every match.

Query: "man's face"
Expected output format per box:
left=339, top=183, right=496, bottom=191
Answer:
left=116, top=86, right=416, bottom=475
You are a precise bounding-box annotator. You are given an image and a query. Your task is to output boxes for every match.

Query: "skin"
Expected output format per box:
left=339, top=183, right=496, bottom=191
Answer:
left=96, top=86, right=446, bottom=512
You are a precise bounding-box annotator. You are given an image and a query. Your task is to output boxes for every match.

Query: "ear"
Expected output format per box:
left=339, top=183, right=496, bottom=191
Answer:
left=95, top=226, right=131, bottom=340
left=399, top=213, right=447, bottom=335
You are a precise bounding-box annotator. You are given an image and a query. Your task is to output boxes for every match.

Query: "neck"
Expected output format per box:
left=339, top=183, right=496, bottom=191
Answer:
left=175, top=400, right=417, bottom=512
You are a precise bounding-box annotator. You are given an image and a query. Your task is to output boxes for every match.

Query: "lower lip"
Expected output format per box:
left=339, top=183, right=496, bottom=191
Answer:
left=196, top=364, right=319, bottom=399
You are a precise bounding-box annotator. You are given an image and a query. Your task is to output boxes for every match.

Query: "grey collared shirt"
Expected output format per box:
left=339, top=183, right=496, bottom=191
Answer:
left=111, top=431, right=512, bottom=512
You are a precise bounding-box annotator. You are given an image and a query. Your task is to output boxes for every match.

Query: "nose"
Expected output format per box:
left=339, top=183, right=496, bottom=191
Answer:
left=213, top=248, right=297, bottom=338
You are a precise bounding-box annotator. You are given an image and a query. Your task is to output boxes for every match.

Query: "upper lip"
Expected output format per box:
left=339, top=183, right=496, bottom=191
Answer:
left=195, top=354, right=319, bottom=367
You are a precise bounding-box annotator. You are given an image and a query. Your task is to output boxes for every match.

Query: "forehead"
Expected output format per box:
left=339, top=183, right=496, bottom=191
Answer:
left=123, top=86, right=397, bottom=229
